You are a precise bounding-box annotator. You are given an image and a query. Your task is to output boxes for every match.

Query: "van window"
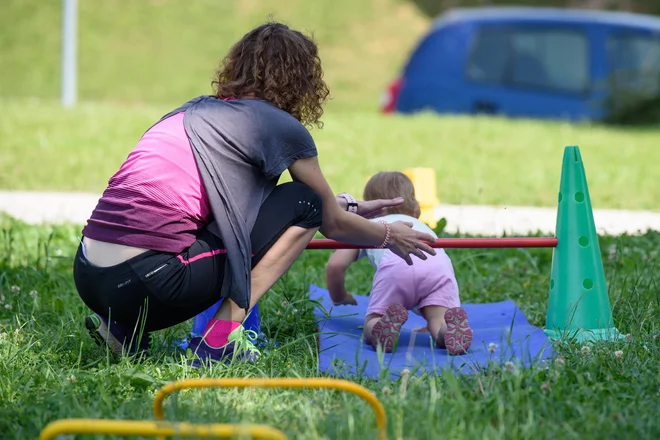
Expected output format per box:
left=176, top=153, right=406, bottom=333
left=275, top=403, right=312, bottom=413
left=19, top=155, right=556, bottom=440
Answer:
left=607, top=33, right=660, bottom=93
left=466, top=28, right=510, bottom=83
left=467, top=27, right=589, bottom=94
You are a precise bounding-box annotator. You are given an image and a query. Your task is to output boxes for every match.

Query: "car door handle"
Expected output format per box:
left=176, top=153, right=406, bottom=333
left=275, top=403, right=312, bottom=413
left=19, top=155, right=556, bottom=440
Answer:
left=474, top=100, right=498, bottom=114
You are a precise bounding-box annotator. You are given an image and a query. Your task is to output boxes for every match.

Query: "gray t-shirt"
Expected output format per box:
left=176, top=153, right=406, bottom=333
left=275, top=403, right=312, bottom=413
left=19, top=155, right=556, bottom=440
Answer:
left=157, top=96, right=318, bottom=310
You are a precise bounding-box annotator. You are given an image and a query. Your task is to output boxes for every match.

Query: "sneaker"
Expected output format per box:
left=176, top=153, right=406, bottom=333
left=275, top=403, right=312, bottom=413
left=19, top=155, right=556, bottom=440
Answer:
left=371, top=304, right=408, bottom=353
left=85, top=313, right=151, bottom=357
left=187, top=325, right=260, bottom=367
left=442, top=307, right=472, bottom=355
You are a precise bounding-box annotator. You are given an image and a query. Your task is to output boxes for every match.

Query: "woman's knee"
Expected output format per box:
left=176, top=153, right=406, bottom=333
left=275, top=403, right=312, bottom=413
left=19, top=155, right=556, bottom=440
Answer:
left=276, top=182, right=323, bottom=229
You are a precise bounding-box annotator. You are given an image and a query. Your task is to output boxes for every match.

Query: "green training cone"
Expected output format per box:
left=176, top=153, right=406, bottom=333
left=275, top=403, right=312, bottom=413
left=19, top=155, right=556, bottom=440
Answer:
left=545, top=146, right=623, bottom=343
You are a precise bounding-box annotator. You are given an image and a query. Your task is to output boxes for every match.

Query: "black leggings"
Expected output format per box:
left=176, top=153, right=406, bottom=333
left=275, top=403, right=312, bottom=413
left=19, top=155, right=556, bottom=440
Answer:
left=73, top=182, right=323, bottom=332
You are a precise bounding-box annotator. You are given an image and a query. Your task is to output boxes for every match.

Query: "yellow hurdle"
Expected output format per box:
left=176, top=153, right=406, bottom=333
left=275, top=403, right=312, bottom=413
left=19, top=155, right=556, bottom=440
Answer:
left=153, top=377, right=388, bottom=440
left=403, top=167, right=439, bottom=229
left=39, top=418, right=288, bottom=440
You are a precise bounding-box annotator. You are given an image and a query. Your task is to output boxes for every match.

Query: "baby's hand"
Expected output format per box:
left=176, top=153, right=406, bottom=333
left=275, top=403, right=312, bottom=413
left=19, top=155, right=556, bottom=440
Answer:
left=333, top=293, right=358, bottom=306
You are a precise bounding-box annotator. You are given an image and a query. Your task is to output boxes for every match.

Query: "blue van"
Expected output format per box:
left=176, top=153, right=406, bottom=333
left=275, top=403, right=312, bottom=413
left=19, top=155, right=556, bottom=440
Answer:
left=380, top=7, right=660, bottom=121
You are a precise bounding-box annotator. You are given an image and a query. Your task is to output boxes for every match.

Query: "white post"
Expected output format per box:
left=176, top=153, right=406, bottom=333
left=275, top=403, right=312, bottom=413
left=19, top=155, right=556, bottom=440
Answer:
left=61, top=0, right=78, bottom=108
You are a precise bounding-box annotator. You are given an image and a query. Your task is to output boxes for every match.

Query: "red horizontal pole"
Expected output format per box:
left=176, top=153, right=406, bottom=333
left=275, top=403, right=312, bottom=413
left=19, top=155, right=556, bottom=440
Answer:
left=307, top=237, right=558, bottom=250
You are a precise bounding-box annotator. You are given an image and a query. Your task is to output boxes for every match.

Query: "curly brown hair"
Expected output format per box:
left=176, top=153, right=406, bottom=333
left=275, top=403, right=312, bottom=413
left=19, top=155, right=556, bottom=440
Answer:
left=212, top=21, right=330, bottom=129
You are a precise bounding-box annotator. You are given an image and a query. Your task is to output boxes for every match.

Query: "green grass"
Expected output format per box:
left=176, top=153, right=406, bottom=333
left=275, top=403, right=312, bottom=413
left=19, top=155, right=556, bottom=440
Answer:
left=0, top=216, right=659, bottom=439
left=0, top=0, right=427, bottom=109
left=2, top=98, right=660, bottom=210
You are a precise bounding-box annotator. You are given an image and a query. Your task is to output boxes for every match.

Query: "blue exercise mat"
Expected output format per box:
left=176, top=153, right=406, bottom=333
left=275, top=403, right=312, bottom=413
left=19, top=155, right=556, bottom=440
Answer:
left=310, top=285, right=554, bottom=380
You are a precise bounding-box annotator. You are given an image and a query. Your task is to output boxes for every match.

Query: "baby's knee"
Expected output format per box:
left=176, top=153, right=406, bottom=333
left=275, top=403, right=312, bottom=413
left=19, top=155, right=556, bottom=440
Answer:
left=363, top=327, right=375, bottom=344
left=363, top=314, right=382, bottom=342
left=435, top=325, right=447, bottom=348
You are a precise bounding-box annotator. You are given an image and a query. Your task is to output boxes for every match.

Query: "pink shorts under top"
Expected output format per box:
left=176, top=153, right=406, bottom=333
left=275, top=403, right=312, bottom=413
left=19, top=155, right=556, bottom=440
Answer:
left=366, top=249, right=460, bottom=316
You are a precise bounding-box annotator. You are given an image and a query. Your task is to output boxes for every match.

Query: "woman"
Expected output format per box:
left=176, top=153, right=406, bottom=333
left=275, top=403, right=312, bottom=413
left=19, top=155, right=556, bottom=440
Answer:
left=73, top=21, right=436, bottom=365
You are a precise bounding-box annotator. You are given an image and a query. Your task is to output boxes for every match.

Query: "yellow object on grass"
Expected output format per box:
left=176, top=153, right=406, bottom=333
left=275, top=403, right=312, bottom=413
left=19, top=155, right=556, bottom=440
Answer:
left=39, top=419, right=288, bottom=440
left=403, top=167, right=439, bottom=229
left=153, top=377, right=388, bottom=440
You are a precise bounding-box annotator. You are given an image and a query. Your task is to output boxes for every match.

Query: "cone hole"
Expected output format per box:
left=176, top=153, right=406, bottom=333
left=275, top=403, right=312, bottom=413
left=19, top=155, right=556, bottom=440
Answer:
left=579, top=236, right=589, bottom=247
left=575, top=191, right=584, bottom=202
left=558, top=192, right=563, bottom=203
left=550, top=279, right=555, bottom=290
left=583, top=278, right=593, bottom=289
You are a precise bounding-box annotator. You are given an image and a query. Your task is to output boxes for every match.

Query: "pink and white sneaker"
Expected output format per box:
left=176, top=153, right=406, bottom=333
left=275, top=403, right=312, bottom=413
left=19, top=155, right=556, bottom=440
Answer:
left=442, top=307, right=473, bottom=355
left=371, top=304, right=408, bottom=353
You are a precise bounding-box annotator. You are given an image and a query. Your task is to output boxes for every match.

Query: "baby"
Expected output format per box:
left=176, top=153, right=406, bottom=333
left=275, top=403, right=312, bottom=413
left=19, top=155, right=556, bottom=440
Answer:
left=326, top=171, right=472, bottom=355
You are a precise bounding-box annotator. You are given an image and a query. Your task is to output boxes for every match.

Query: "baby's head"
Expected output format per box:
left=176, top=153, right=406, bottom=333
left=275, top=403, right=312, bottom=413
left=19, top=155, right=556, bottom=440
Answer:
left=363, top=171, right=421, bottom=218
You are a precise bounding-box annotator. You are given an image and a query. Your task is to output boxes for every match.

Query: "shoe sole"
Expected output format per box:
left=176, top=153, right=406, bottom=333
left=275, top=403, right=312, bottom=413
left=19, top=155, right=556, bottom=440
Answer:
left=85, top=315, right=124, bottom=356
left=371, top=304, right=408, bottom=353
left=443, top=307, right=473, bottom=355
left=189, top=352, right=260, bottom=368
left=187, top=339, right=258, bottom=368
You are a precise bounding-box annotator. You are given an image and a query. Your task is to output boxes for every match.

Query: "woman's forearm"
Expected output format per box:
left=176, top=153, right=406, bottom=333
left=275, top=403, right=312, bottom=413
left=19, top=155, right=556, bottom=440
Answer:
left=323, top=210, right=387, bottom=246
left=287, top=157, right=388, bottom=246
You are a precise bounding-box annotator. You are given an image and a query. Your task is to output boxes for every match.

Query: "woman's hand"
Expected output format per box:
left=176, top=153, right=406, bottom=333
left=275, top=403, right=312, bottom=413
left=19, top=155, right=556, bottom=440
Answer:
left=387, top=221, right=436, bottom=265
left=356, top=197, right=405, bottom=218
left=336, top=195, right=405, bottom=219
